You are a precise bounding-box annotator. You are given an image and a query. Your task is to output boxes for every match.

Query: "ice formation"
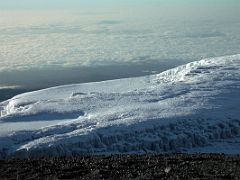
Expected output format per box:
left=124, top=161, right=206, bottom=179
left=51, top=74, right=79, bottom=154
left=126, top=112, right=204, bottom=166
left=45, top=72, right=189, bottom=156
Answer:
left=0, top=55, right=240, bottom=158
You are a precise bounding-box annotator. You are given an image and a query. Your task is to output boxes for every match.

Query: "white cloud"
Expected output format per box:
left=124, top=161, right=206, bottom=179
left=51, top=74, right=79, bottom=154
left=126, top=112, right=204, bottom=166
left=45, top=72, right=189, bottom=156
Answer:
left=0, top=10, right=240, bottom=73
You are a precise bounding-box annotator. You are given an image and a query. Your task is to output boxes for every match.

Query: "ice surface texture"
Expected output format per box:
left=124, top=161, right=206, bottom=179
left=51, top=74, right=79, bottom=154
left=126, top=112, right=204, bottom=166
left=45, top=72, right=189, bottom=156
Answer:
left=0, top=55, right=240, bottom=158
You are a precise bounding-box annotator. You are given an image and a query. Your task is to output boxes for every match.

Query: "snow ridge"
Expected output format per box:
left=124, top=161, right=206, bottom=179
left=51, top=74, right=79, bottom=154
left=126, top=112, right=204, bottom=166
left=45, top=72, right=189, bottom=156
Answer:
left=0, top=54, right=240, bottom=158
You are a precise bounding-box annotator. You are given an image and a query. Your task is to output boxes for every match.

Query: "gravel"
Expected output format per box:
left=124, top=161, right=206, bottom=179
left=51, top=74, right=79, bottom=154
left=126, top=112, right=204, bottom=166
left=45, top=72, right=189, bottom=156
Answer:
left=0, top=154, right=240, bottom=180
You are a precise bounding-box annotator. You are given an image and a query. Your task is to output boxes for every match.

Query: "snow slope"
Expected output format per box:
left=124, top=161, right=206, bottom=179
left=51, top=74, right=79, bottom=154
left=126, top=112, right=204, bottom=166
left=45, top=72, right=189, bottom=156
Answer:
left=0, top=55, right=240, bottom=158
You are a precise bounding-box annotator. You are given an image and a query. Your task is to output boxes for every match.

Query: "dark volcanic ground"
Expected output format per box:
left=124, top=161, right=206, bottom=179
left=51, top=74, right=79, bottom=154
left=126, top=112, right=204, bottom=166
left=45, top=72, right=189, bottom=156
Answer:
left=0, top=154, right=240, bottom=180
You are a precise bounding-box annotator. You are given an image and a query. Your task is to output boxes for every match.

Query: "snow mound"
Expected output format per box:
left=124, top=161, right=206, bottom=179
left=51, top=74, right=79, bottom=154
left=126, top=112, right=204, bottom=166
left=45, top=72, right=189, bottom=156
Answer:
left=0, top=55, right=240, bottom=158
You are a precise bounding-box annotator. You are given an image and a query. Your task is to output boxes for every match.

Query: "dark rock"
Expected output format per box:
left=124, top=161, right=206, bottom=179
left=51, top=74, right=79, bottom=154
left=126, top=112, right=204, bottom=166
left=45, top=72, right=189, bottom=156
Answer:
left=0, top=154, right=240, bottom=180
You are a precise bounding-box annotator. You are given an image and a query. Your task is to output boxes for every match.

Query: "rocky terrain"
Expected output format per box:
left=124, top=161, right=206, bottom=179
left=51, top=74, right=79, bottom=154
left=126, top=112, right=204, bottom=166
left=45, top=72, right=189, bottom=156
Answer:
left=1, top=154, right=240, bottom=180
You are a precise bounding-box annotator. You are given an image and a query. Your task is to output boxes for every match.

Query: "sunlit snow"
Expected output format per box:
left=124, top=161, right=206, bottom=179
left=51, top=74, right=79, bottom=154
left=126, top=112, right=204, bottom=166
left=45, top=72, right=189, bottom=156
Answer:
left=0, top=55, right=239, bottom=158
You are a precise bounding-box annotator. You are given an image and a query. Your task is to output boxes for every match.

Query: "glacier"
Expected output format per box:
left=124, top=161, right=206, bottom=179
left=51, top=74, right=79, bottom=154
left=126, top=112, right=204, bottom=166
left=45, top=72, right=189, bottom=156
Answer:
left=0, top=54, right=240, bottom=159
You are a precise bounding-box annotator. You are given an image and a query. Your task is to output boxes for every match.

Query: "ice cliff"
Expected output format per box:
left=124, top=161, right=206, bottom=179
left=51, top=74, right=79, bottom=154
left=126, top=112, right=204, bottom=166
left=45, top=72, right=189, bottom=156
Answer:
left=0, top=55, right=240, bottom=158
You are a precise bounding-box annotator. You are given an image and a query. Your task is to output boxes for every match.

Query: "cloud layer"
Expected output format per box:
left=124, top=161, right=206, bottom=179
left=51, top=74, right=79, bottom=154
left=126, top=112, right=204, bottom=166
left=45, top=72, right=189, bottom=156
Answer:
left=0, top=10, right=240, bottom=74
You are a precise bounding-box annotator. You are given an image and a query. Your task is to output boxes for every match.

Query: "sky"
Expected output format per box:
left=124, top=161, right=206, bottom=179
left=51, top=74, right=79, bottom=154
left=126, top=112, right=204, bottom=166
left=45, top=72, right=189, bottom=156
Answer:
left=0, top=0, right=240, bottom=89
left=0, top=0, right=239, bottom=10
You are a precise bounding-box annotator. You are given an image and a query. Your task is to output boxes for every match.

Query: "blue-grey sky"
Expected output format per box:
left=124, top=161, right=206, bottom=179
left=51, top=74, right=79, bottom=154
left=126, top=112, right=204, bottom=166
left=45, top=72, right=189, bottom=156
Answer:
left=0, top=0, right=239, bottom=10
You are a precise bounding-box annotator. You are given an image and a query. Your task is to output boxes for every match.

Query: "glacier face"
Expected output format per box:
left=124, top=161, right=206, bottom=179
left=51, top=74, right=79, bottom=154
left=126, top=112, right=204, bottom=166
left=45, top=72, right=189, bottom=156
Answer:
left=0, top=55, right=240, bottom=158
